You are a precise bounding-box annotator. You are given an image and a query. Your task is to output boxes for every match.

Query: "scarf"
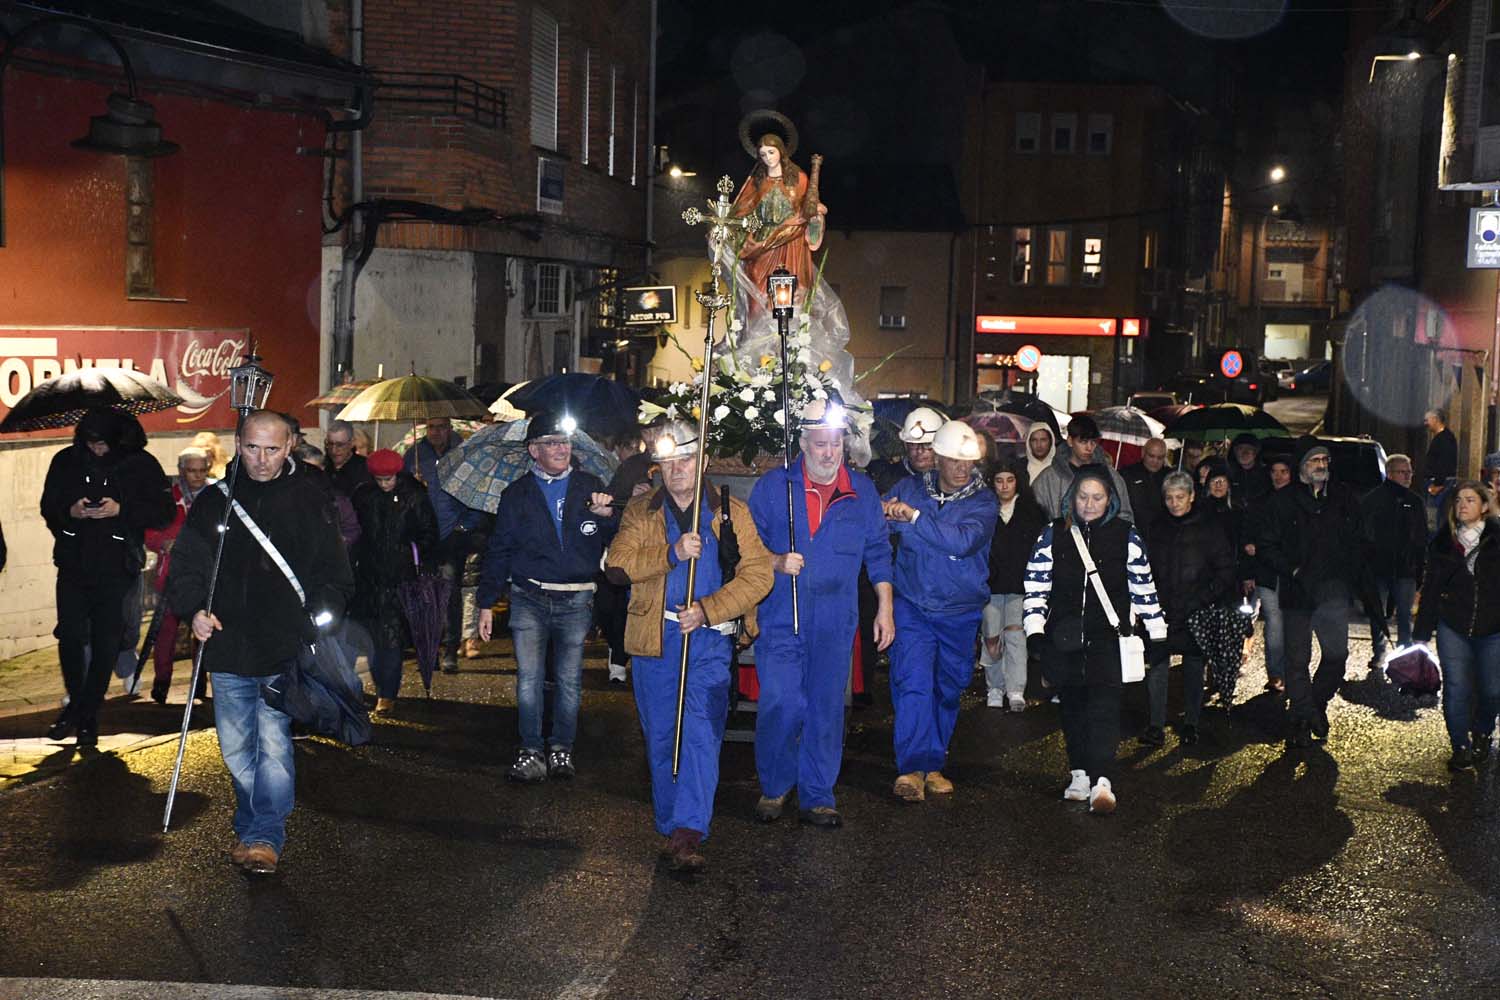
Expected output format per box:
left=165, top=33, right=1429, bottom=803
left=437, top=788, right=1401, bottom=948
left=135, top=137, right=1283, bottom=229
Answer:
left=921, top=469, right=985, bottom=507
left=1458, top=522, right=1484, bottom=574
left=177, top=477, right=207, bottom=511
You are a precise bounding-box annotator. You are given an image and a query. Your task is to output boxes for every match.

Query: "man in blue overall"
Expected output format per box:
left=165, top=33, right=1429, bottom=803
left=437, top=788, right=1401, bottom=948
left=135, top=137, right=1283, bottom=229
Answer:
left=882, top=419, right=997, bottom=801
left=477, top=411, right=617, bottom=782
left=749, top=398, right=895, bottom=828
left=606, top=419, right=773, bottom=871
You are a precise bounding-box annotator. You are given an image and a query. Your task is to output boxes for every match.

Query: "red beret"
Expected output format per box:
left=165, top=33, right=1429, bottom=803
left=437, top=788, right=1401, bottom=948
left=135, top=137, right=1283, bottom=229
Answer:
left=366, top=449, right=403, bottom=477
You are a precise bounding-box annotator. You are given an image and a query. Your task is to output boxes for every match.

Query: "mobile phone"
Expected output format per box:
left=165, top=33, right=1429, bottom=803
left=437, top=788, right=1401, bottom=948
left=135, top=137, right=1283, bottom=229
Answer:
left=84, top=500, right=104, bottom=508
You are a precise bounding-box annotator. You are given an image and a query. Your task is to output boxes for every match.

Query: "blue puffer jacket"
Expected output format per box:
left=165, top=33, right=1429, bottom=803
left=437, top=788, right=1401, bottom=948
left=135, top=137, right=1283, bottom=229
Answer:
left=888, top=471, right=998, bottom=615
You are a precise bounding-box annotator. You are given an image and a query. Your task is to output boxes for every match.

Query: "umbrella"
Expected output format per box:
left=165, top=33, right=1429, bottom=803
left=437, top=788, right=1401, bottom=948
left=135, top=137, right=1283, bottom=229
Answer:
left=337, top=374, right=489, bottom=423
left=0, top=367, right=183, bottom=432
left=391, top=419, right=485, bottom=454
left=1090, top=406, right=1167, bottom=467
left=964, top=411, right=1031, bottom=443
left=974, top=390, right=1063, bottom=440
left=436, top=420, right=614, bottom=514
left=398, top=571, right=452, bottom=694
left=1167, top=403, right=1288, bottom=442
left=500, top=373, right=641, bottom=440
left=1148, top=403, right=1200, bottom=427
left=307, top=378, right=381, bottom=411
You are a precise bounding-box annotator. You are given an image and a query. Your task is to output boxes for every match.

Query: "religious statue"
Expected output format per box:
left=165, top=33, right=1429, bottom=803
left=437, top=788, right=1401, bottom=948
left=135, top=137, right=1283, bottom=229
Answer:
left=731, top=111, right=826, bottom=299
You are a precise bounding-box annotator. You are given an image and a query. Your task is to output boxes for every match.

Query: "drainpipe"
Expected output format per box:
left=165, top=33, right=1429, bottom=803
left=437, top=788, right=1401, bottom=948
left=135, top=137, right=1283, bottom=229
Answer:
left=332, top=0, right=365, bottom=392
left=961, top=65, right=987, bottom=402
left=644, top=0, right=657, bottom=271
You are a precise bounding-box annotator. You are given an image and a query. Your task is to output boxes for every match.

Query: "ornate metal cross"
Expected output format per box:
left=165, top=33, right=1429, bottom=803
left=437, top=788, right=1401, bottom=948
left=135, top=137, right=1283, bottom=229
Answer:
left=682, top=175, right=760, bottom=323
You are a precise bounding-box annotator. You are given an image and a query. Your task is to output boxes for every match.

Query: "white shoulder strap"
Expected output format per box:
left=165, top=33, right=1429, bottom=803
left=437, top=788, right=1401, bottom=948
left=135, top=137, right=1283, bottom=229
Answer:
left=217, top=482, right=306, bottom=605
left=1070, top=523, right=1125, bottom=634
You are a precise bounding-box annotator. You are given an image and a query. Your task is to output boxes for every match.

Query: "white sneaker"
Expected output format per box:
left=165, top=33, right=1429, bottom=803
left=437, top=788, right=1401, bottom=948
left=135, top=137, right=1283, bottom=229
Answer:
left=1008, top=693, right=1026, bottom=713
left=608, top=663, right=627, bottom=684
left=986, top=689, right=1005, bottom=708
left=1088, top=777, right=1116, bottom=815
left=1063, top=770, right=1091, bottom=801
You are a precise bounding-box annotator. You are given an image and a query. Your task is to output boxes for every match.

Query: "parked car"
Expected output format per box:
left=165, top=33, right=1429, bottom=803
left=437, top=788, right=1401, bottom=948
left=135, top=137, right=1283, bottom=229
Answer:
left=1281, top=359, right=1332, bottom=394
left=1259, top=435, right=1388, bottom=492
left=1127, top=391, right=1177, bottom=412
left=1163, top=369, right=1271, bottom=406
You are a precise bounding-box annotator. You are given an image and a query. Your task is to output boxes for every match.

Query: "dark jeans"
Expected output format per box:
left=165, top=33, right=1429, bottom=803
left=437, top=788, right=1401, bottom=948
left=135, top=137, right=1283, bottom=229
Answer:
left=1283, top=596, right=1351, bottom=724
left=1435, top=623, right=1500, bottom=753
left=593, top=577, right=630, bottom=668
left=1371, top=576, right=1416, bottom=655
left=440, top=529, right=487, bottom=655
left=1058, top=682, right=1121, bottom=783
left=1146, top=655, right=1205, bottom=728
left=56, top=570, right=132, bottom=722
left=370, top=647, right=403, bottom=699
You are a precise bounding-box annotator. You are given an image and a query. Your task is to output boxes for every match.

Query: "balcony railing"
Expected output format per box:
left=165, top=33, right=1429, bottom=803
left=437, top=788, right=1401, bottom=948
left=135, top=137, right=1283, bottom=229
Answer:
left=376, top=72, right=507, bottom=130
left=1259, top=279, right=1327, bottom=305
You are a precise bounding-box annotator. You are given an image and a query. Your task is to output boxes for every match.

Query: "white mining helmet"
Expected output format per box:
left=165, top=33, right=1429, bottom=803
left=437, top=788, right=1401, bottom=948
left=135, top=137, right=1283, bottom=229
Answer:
left=651, top=418, right=701, bottom=461
left=932, top=419, right=983, bottom=461
left=799, top=397, right=848, bottom=430
left=898, top=406, right=945, bottom=444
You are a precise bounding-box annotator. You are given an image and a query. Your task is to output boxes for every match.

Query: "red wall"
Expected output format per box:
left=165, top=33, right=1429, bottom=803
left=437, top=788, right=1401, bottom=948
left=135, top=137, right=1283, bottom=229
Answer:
left=0, top=71, right=327, bottom=430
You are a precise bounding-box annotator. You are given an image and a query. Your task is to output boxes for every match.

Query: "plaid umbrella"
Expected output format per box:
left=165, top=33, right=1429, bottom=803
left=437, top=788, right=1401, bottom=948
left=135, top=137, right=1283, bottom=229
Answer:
left=398, top=571, right=452, bottom=694
left=1167, top=403, right=1288, bottom=442
left=307, top=378, right=381, bottom=411
left=964, top=411, right=1031, bottom=443
left=1090, top=406, right=1165, bottom=446
left=1, top=367, right=183, bottom=432
left=436, top=420, right=613, bottom=514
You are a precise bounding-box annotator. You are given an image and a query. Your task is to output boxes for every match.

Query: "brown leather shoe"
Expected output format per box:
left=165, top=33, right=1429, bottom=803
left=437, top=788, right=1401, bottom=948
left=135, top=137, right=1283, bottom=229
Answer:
left=241, top=842, right=278, bottom=876
left=893, top=772, right=926, bottom=802
left=924, top=771, right=955, bottom=795
left=755, top=791, right=789, bottom=822
left=373, top=697, right=396, bottom=715
left=229, top=841, right=250, bottom=866
left=667, top=828, right=706, bottom=873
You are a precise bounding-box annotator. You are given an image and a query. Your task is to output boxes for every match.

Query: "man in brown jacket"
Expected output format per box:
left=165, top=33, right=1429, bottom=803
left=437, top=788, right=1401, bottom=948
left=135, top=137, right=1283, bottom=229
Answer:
left=605, top=419, right=773, bottom=872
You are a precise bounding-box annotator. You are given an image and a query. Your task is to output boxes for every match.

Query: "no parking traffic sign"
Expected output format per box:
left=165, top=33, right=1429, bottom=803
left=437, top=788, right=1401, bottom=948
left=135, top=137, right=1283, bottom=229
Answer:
left=1219, top=350, right=1244, bottom=379
left=1016, top=344, right=1042, bottom=372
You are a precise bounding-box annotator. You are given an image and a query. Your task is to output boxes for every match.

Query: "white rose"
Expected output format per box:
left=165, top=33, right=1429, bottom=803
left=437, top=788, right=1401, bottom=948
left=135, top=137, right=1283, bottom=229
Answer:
left=739, top=387, right=755, bottom=402
left=763, top=389, right=776, bottom=401
left=774, top=409, right=785, bottom=426
left=713, top=404, right=730, bottom=421
left=797, top=348, right=812, bottom=364
left=744, top=405, right=759, bottom=421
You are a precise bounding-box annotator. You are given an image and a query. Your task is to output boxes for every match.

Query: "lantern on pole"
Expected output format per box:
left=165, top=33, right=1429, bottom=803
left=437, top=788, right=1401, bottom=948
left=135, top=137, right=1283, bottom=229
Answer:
left=768, top=266, right=801, bottom=634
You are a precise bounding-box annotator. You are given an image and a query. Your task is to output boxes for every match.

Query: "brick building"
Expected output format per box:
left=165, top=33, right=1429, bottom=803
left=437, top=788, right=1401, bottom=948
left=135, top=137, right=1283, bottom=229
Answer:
left=321, top=0, right=653, bottom=390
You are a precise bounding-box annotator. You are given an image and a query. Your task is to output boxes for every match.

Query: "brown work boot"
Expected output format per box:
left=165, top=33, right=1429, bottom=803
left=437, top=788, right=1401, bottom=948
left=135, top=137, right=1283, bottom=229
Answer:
left=241, top=842, right=279, bottom=876
left=229, top=841, right=250, bottom=866
left=893, top=772, right=926, bottom=802
left=667, top=828, right=706, bottom=873
left=924, top=771, right=955, bottom=795
left=755, top=791, right=789, bottom=823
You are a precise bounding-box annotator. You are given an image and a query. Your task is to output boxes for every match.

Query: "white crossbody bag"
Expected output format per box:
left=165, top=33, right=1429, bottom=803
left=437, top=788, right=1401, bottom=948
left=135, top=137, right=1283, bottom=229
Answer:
left=1069, top=525, right=1147, bottom=683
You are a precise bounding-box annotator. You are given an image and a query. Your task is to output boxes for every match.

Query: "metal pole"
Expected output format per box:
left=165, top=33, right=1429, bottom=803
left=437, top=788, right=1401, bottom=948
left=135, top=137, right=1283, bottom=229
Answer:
left=776, top=311, right=799, bottom=635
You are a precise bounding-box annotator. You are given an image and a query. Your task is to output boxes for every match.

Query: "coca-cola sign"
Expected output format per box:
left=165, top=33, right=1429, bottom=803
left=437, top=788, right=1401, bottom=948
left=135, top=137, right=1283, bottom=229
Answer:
left=0, top=327, right=250, bottom=435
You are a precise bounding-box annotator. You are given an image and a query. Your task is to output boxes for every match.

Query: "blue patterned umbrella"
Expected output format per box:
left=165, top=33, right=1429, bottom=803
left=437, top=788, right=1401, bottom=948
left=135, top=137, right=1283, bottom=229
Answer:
left=435, top=420, right=613, bottom=514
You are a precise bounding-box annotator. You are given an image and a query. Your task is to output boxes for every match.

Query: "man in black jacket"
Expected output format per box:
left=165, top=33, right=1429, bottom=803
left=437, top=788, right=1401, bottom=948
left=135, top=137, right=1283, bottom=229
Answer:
left=1360, top=454, right=1426, bottom=667
left=167, top=411, right=354, bottom=875
left=1227, top=432, right=1273, bottom=502
left=40, top=408, right=174, bottom=746
left=323, top=418, right=374, bottom=499
left=1119, top=437, right=1169, bottom=542
left=1423, top=408, right=1457, bottom=491
left=1257, top=437, right=1377, bottom=748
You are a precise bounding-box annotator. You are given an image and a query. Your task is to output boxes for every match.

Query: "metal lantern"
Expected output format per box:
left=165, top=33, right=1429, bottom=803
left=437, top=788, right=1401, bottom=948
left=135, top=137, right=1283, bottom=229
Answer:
left=768, top=266, right=797, bottom=320
left=228, top=353, right=275, bottom=417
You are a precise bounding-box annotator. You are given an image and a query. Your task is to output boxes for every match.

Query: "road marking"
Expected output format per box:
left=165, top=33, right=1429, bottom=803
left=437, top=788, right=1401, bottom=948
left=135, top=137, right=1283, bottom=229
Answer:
left=0, top=980, right=510, bottom=1000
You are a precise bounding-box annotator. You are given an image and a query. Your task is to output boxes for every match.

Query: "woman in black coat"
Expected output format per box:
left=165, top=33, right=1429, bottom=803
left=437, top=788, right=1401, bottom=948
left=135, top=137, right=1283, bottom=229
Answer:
left=980, top=458, right=1049, bottom=711
left=352, top=450, right=439, bottom=712
left=1143, top=470, right=1236, bottom=747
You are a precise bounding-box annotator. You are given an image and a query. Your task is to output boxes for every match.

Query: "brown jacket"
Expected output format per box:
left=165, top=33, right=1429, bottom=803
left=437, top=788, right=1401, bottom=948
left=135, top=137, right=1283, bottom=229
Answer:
left=605, top=484, right=773, bottom=659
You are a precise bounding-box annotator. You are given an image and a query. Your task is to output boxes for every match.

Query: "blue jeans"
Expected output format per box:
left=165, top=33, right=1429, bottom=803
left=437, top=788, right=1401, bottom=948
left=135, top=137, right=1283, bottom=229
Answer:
left=509, top=586, right=593, bottom=752
left=212, top=670, right=295, bottom=853
left=1435, top=624, right=1500, bottom=753
left=1256, top=586, right=1286, bottom=681
left=1371, top=577, right=1416, bottom=654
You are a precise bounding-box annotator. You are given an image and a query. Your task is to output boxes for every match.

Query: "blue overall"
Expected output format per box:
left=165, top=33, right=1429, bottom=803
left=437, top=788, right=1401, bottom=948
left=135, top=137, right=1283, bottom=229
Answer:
left=633, top=502, right=731, bottom=838
left=748, top=459, right=892, bottom=809
left=887, top=474, right=997, bottom=775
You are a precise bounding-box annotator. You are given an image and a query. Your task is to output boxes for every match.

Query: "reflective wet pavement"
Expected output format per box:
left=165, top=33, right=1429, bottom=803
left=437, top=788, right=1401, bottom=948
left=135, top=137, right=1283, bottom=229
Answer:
left=1, top=634, right=1496, bottom=999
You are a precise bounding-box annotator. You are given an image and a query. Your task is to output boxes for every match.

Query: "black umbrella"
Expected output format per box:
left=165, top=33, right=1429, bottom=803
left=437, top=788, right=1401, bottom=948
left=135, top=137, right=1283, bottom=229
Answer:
left=0, top=367, right=183, bottom=432
left=503, top=373, right=641, bottom=440
left=1166, top=403, right=1288, bottom=442
left=398, top=572, right=452, bottom=694
left=974, top=390, right=1061, bottom=440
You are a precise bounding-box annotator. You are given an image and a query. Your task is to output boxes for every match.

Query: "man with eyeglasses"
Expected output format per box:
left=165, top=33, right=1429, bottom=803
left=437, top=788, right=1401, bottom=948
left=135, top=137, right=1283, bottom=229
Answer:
left=477, top=411, right=617, bottom=783
left=322, top=419, right=373, bottom=499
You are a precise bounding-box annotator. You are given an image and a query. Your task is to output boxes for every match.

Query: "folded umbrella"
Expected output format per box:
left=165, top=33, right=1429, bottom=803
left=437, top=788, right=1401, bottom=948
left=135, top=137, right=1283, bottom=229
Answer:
left=260, top=626, right=372, bottom=746
left=436, top=419, right=614, bottom=514
left=398, top=571, right=452, bottom=694
left=1, top=367, right=183, bottom=432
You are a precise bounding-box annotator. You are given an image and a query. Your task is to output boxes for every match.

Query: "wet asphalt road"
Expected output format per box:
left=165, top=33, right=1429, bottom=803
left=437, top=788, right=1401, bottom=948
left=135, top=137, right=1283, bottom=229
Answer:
left=1, top=633, right=1497, bottom=1000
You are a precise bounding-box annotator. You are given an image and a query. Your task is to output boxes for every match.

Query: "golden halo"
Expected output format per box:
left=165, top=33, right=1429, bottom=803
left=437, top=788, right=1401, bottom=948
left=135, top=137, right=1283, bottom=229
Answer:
left=738, top=109, right=799, bottom=159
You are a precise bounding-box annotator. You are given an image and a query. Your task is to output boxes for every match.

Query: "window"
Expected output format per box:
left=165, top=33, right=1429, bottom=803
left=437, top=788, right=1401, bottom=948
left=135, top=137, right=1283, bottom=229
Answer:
left=534, top=262, right=572, bottom=316
left=1046, top=228, right=1070, bottom=285
left=1015, top=113, right=1041, bottom=154
left=1086, top=113, right=1113, bottom=155
left=581, top=49, right=592, bottom=165
left=631, top=84, right=640, bottom=186
left=878, top=286, right=909, bottom=329
left=1082, top=233, right=1105, bottom=286
left=607, top=65, right=618, bottom=176
left=530, top=9, right=559, bottom=150
left=1010, top=227, right=1034, bottom=285
left=1051, top=113, right=1076, bottom=154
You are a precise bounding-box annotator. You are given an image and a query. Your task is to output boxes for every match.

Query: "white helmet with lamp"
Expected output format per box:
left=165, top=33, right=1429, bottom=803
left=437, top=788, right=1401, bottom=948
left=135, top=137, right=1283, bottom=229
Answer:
left=898, top=406, right=945, bottom=445
left=650, top=418, right=701, bottom=461
left=932, top=420, right=983, bottom=462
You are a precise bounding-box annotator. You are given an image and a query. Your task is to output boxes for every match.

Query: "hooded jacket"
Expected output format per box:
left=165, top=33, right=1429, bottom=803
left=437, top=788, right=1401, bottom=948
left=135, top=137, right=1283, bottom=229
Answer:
left=1025, top=425, right=1057, bottom=485
left=40, top=409, right=174, bottom=578
left=887, top=469, right=999, bottom=615
left=987, top=489, right=1049, bottom=595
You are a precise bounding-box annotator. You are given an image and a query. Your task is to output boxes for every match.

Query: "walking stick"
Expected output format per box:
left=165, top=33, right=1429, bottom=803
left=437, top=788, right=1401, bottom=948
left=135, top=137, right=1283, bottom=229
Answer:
left=131, top=599, right=166, bottom=693
left=162, top=352, right=274, bottom=832
left=769, top=268, right=800, bottom=635
left=674, top=178, right=759, bottom=778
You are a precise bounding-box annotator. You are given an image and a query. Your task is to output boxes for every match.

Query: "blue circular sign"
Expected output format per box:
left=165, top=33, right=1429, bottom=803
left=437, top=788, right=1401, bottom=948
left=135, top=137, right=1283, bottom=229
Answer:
left=1220, top=350, right=1244, bottom=379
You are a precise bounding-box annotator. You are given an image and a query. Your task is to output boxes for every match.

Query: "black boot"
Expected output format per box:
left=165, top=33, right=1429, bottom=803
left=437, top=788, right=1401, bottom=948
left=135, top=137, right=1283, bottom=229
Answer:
left=46, top=708, right=74, bottom=742
left=75, top=717, right=98, bottom=749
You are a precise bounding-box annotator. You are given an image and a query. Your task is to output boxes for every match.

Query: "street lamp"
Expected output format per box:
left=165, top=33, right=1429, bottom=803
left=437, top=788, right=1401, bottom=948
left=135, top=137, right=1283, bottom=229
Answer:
left=227, top=353, right=276, bottom=420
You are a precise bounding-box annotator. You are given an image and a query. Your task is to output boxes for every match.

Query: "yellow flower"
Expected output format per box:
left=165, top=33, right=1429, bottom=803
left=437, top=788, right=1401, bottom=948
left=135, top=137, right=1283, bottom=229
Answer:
left=691, top=405, right=701, bottom=419
left=691, top=357, right=704, bottom=372
left=818, top=359, right=832, bottom=372
left=760, top=354, right=776, bottom=369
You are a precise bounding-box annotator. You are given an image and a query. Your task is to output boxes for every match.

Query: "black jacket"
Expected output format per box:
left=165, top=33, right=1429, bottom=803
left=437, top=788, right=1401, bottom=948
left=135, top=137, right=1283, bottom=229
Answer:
left=1425, top=428, right=1457, bottom=484
left=39, top=413, right=174, bottom=579
left=1414, top=517, right=1500, bottom=641
left=166, top=458, right=355, bottom=676
left=476, top=468, right=618, bottom=605
left=1256, top=480, right=1372, bottom=611
left=869, top=456, right=920, bottom=496
left=351, top=473, right=440, bottom=650
left=1243, top=485, right=1291, bottom=588
left=987, top=495, right=1048, bottom=594
left=1360, top=479, right=1428, bottom=582
left=1147, top=506, right=1235, bottom=654
left=1228, top=461, right=1273, bottom=503
left=1119, top=461, right=1167, bottom=542
left=329, top=452, right=374, bottom=498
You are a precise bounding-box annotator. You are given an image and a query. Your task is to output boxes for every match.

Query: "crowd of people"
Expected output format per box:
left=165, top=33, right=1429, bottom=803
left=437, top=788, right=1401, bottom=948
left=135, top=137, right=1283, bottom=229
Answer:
left=27, top=395, right=1500, bottom=878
